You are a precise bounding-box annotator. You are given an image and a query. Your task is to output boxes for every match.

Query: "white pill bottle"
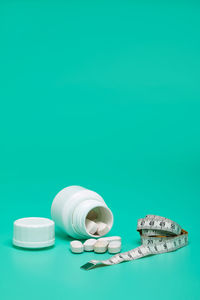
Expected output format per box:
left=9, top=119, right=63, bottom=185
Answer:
left=51, top=186, right=113, bottom=239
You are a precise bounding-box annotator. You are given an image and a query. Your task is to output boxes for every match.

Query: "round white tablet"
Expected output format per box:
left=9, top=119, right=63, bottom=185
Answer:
left=70, top=240, right=84, bottom=253
left=94, top=240, right=108, bottom=253
left=96, top=221, right=110, bottom=236
left=108, top=241, right=121, bottom=254
left=85, top=219, right=98, bottom=235
left=83, top=239, right=97, bottom=251
left=13, top=217, right=55, bottom=249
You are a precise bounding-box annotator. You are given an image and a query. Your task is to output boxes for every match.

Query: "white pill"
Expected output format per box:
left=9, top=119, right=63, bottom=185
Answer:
left=96, top=221, right=110, bottom=236
left=108, top=241, right=121, bottom=254
left=85, top=219, right=98, bottom=235
left=94, top=240, right=109, bottom=253
left=70, top=240, right=84, bottom=253
left=83, top=239, right=97, bottom=251
left=98, top=236, right=122, bottom=243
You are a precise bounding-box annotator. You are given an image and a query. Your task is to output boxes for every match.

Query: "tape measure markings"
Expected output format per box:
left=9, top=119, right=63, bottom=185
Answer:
left=81, top=215, right=188, bottom=270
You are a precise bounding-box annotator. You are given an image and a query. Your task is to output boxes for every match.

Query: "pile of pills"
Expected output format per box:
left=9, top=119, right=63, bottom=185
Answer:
left=85, top=211, right=110, bottom=236
left=70, top=236, right=121, bottom=254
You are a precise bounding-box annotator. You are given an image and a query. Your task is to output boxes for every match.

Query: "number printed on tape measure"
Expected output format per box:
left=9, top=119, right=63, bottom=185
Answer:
left=81, top=215, right=188, bottom=270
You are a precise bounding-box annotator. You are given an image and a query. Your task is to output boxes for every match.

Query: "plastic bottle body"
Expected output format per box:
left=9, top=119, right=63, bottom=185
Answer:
left=51, top=186, right=113, bottom=239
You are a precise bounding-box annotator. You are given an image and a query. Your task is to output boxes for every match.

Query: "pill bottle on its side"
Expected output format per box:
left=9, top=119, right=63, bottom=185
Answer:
left=51, top=186, right=113, bottom=239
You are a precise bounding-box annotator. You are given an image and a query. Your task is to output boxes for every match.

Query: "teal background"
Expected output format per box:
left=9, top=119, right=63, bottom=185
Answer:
left=0, top=0, right=200, bottom=299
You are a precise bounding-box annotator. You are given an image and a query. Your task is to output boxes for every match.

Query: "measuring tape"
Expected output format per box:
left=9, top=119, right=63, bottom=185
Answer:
left=81, top=215, right=188, bottom=270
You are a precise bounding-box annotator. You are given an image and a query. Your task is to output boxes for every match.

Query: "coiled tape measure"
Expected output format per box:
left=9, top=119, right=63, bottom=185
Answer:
left=81, top=215, right=188, bottom=270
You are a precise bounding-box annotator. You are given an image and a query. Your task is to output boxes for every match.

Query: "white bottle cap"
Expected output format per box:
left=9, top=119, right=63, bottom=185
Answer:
left=13, top=217, right=55, bottom=249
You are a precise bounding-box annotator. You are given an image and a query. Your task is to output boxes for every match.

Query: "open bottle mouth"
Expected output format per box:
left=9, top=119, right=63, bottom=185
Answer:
left=85, top=206, right=113, bottom=237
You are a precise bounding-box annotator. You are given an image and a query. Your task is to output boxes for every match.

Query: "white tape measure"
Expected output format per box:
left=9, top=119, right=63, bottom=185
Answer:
left=81, top=215, right=188, bottom=270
